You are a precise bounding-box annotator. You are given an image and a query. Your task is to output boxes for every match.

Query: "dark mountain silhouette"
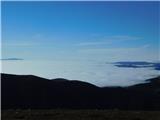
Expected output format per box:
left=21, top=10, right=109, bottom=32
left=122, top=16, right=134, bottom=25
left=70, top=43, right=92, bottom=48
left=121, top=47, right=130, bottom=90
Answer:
left=1, top=73, right=160, bottom=110
left=154, top=63, right=160, bottom=70
left=113, top=61, right=160, bottom=70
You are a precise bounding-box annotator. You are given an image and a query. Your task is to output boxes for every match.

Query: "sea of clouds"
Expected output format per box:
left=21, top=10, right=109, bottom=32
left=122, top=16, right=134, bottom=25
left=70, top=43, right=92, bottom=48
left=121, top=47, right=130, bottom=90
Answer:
left=2, top=60, right=159, bottom=87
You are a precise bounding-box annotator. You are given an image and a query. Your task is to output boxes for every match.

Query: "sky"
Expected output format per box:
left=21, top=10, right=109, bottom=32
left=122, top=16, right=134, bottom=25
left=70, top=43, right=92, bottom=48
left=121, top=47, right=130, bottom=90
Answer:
left=2, top=1, right=159, bottom=62
left=1, top=1, right=160, bottom=86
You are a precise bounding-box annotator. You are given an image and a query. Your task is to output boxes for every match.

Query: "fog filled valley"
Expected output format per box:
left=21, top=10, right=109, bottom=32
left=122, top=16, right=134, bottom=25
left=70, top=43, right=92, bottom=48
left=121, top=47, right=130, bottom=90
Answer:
left=2, top=60, right=160, bottom=87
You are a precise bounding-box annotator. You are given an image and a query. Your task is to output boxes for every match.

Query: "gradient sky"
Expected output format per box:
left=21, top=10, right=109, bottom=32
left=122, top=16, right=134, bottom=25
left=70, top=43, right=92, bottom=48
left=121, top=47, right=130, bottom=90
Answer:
left=2, top=1, right=160, bottom=62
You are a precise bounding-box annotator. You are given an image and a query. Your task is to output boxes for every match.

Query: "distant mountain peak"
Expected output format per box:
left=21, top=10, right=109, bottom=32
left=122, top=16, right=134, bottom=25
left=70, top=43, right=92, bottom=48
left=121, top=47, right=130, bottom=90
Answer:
left=112, top=61, right=160, bottom=70
left=0, top=58, right=24, bottom=60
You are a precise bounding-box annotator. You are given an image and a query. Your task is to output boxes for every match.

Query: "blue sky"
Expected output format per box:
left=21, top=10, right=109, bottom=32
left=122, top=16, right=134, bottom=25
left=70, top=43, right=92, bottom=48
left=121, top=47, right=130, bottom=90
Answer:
left=2, top=1, right=160, bottom=61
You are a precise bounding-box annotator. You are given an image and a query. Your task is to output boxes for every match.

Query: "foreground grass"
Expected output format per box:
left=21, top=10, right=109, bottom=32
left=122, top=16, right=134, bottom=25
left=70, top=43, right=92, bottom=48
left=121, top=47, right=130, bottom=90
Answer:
left=2, top=109, right=160, bottom=120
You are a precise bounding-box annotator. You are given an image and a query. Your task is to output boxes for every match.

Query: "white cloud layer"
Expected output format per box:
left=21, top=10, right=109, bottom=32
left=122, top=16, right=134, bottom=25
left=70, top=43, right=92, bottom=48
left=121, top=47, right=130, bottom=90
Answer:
left=2, top=60, right=159, bottom=87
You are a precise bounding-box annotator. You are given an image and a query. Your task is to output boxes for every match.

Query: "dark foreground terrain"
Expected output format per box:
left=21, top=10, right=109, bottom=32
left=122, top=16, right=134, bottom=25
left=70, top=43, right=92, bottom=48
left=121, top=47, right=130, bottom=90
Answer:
left=2, top=109, right=160, bottom=120
left=1, top=73, right=160, bottom=119
left=2, top=73, right=160, bottom=110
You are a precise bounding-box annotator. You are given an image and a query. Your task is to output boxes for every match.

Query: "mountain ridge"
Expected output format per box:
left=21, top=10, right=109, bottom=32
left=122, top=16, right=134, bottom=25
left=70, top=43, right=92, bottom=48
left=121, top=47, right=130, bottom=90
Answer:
left=1, top=73, right=160, bottom=110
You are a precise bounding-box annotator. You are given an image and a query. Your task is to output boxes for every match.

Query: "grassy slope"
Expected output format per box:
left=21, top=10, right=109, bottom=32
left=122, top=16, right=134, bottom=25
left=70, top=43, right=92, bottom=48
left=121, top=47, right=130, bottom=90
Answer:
left=2, top=109, right=160, bottom=120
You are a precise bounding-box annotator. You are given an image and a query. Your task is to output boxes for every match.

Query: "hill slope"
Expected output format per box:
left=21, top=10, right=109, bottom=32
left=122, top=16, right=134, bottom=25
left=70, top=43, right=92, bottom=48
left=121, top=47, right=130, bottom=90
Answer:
left=1, top=73, right=160, bottom=110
